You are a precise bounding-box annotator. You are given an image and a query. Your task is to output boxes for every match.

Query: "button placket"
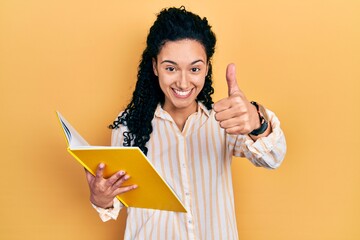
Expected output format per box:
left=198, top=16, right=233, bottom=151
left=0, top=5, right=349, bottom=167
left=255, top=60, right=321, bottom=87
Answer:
left=178, top=135, right=195, bottom=239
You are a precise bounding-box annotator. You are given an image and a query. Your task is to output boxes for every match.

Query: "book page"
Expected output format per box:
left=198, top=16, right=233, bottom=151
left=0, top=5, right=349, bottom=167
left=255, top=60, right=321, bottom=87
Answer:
left=57, top=111, right=89, bottom=147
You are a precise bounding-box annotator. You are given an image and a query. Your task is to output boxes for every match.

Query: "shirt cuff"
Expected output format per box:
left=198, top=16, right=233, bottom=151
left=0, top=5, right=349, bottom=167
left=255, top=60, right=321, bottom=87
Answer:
left=241, top=109, right=286, bottom=169
left=91, top=198, right=123, bottom=222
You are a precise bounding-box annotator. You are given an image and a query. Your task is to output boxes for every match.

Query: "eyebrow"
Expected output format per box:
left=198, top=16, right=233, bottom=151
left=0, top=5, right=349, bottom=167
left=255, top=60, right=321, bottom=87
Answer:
left=160, top=59, right=205, bottom=65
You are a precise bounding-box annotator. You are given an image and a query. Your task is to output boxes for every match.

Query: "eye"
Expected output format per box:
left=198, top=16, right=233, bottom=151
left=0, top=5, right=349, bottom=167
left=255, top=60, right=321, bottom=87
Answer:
left=165, top=66, right=176, bottom=72
left=191, top=67, right=200, bottom=72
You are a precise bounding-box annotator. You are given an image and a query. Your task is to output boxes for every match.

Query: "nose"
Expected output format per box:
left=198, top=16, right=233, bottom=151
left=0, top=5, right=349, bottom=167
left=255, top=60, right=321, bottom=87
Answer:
left=177, top=70, right=189, bottom=89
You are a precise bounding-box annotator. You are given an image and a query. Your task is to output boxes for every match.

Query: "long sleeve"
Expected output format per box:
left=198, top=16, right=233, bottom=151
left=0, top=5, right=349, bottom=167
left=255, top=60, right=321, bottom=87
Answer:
left=231, top=108, right=287, bottom=169
left=91, top=197, right=123, bottom=222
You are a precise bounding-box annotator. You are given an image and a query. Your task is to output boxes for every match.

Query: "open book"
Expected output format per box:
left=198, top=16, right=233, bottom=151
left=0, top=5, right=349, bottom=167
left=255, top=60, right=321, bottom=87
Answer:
left=56, top=111, right=186, bottom=212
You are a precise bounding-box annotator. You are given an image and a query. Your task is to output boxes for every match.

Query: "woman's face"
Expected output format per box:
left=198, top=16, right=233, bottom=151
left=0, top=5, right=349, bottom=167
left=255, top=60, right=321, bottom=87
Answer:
left=152, top=39, right=208, bottom=115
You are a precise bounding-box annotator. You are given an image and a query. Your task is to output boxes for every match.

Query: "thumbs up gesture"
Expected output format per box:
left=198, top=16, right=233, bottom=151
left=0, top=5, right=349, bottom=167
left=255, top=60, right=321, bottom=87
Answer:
left=213, top=64, right=260, bottom=135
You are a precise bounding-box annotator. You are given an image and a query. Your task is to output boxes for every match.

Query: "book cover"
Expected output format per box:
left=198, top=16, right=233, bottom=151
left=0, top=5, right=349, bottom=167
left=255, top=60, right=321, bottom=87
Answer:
left=56, top=111, right=186, bottom=212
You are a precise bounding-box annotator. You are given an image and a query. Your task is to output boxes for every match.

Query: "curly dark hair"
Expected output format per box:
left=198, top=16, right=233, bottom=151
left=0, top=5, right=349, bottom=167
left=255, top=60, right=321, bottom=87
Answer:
left=109, top=6, right=217, bottom=155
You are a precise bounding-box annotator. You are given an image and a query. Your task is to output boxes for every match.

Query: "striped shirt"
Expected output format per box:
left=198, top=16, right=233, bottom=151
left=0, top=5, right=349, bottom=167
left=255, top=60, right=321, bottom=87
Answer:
left=92, top=102, right=286, bottom=239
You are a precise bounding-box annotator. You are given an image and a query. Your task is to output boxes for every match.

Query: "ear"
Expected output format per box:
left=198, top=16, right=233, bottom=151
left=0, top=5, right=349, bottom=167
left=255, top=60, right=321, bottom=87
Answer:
left=152, top=58, right=158, bottom=76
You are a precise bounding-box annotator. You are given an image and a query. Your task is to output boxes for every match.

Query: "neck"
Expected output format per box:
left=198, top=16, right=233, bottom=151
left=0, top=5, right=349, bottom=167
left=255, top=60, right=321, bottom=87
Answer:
left=163, top=102, right=198, bottom=131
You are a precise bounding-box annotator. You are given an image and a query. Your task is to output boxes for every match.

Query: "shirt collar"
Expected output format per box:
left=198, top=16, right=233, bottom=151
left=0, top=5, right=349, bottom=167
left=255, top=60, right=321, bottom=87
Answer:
left=154, top=101, right=211, bottom=121
left=197, top=101, right=211, bottom=117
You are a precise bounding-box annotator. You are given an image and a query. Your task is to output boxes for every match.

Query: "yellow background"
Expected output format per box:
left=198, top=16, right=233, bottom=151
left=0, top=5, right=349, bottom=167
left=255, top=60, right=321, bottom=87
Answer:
left=1, top=0, right=359, bottom=239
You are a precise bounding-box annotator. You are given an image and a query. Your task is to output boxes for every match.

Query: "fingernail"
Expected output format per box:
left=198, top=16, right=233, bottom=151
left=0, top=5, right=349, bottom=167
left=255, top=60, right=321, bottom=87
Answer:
left=119, top=171, right=125, bottom=176
left=99, top=163, right=105, bottom=168
left=133, top=185, right=138, bottom=189
left=124, top=175, right=130, bottom=180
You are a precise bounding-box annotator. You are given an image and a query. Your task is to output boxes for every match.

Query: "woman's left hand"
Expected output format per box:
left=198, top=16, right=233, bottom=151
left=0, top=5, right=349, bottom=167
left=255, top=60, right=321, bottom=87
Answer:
left=213, top=63, right=260, bottom=135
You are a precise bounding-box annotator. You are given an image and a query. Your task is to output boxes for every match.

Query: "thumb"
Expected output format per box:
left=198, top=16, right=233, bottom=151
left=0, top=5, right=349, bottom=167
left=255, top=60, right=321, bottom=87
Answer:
left=226, top=63, right=240, bottom=96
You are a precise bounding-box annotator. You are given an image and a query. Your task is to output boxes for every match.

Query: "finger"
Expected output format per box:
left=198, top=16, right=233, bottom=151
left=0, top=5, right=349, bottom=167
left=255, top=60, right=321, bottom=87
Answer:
left=105, top=170, right=126, bottom=187
left=223, top=120, right=253, bottom=135
left=114, top=184, right=138, bottom=196
left=95, top=163, right=105, bottom=180
left=226, top=63, right=240, bottom=96
left=85, top=168, right=95, bottom=183
left=220, top=117, right=241, bottom=129
left=224, top=125, right=250, bottom=135
left=112, top=174, right=130, bottom=190
left=215, top=104, right=245, bottom=122
left=224, top=126, right=243, bottom=135
left=213, top=98, right=232, bottom=113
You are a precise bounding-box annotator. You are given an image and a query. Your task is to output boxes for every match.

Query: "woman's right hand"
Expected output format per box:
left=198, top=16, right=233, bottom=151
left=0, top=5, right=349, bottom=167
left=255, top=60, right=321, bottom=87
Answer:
left=85, top=163, right=137, bottom=209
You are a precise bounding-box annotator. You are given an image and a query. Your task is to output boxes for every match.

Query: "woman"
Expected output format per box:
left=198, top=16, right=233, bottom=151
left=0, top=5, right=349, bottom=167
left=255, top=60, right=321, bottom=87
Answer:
left=86, top=6, right=286, bottom=239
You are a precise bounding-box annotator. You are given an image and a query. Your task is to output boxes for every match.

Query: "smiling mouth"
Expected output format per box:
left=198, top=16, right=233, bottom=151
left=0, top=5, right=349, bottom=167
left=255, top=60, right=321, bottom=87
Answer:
left=172, top=88, right=193, bottom=98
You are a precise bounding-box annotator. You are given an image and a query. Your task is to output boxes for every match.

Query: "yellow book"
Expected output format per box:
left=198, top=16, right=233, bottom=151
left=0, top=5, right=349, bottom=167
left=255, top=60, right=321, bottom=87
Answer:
left=56, top=111, right=186, bottom=212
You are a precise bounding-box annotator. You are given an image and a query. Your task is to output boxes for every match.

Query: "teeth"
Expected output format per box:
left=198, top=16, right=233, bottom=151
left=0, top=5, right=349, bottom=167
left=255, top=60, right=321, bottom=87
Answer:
left=174, top=89, right=191, bottom=96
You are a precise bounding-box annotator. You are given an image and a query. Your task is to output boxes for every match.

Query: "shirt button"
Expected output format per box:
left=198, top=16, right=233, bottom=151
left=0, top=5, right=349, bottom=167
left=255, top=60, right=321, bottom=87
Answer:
left=188, top=220, right=192, bottom=224
left=185, top=192, right=190, bottom=196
